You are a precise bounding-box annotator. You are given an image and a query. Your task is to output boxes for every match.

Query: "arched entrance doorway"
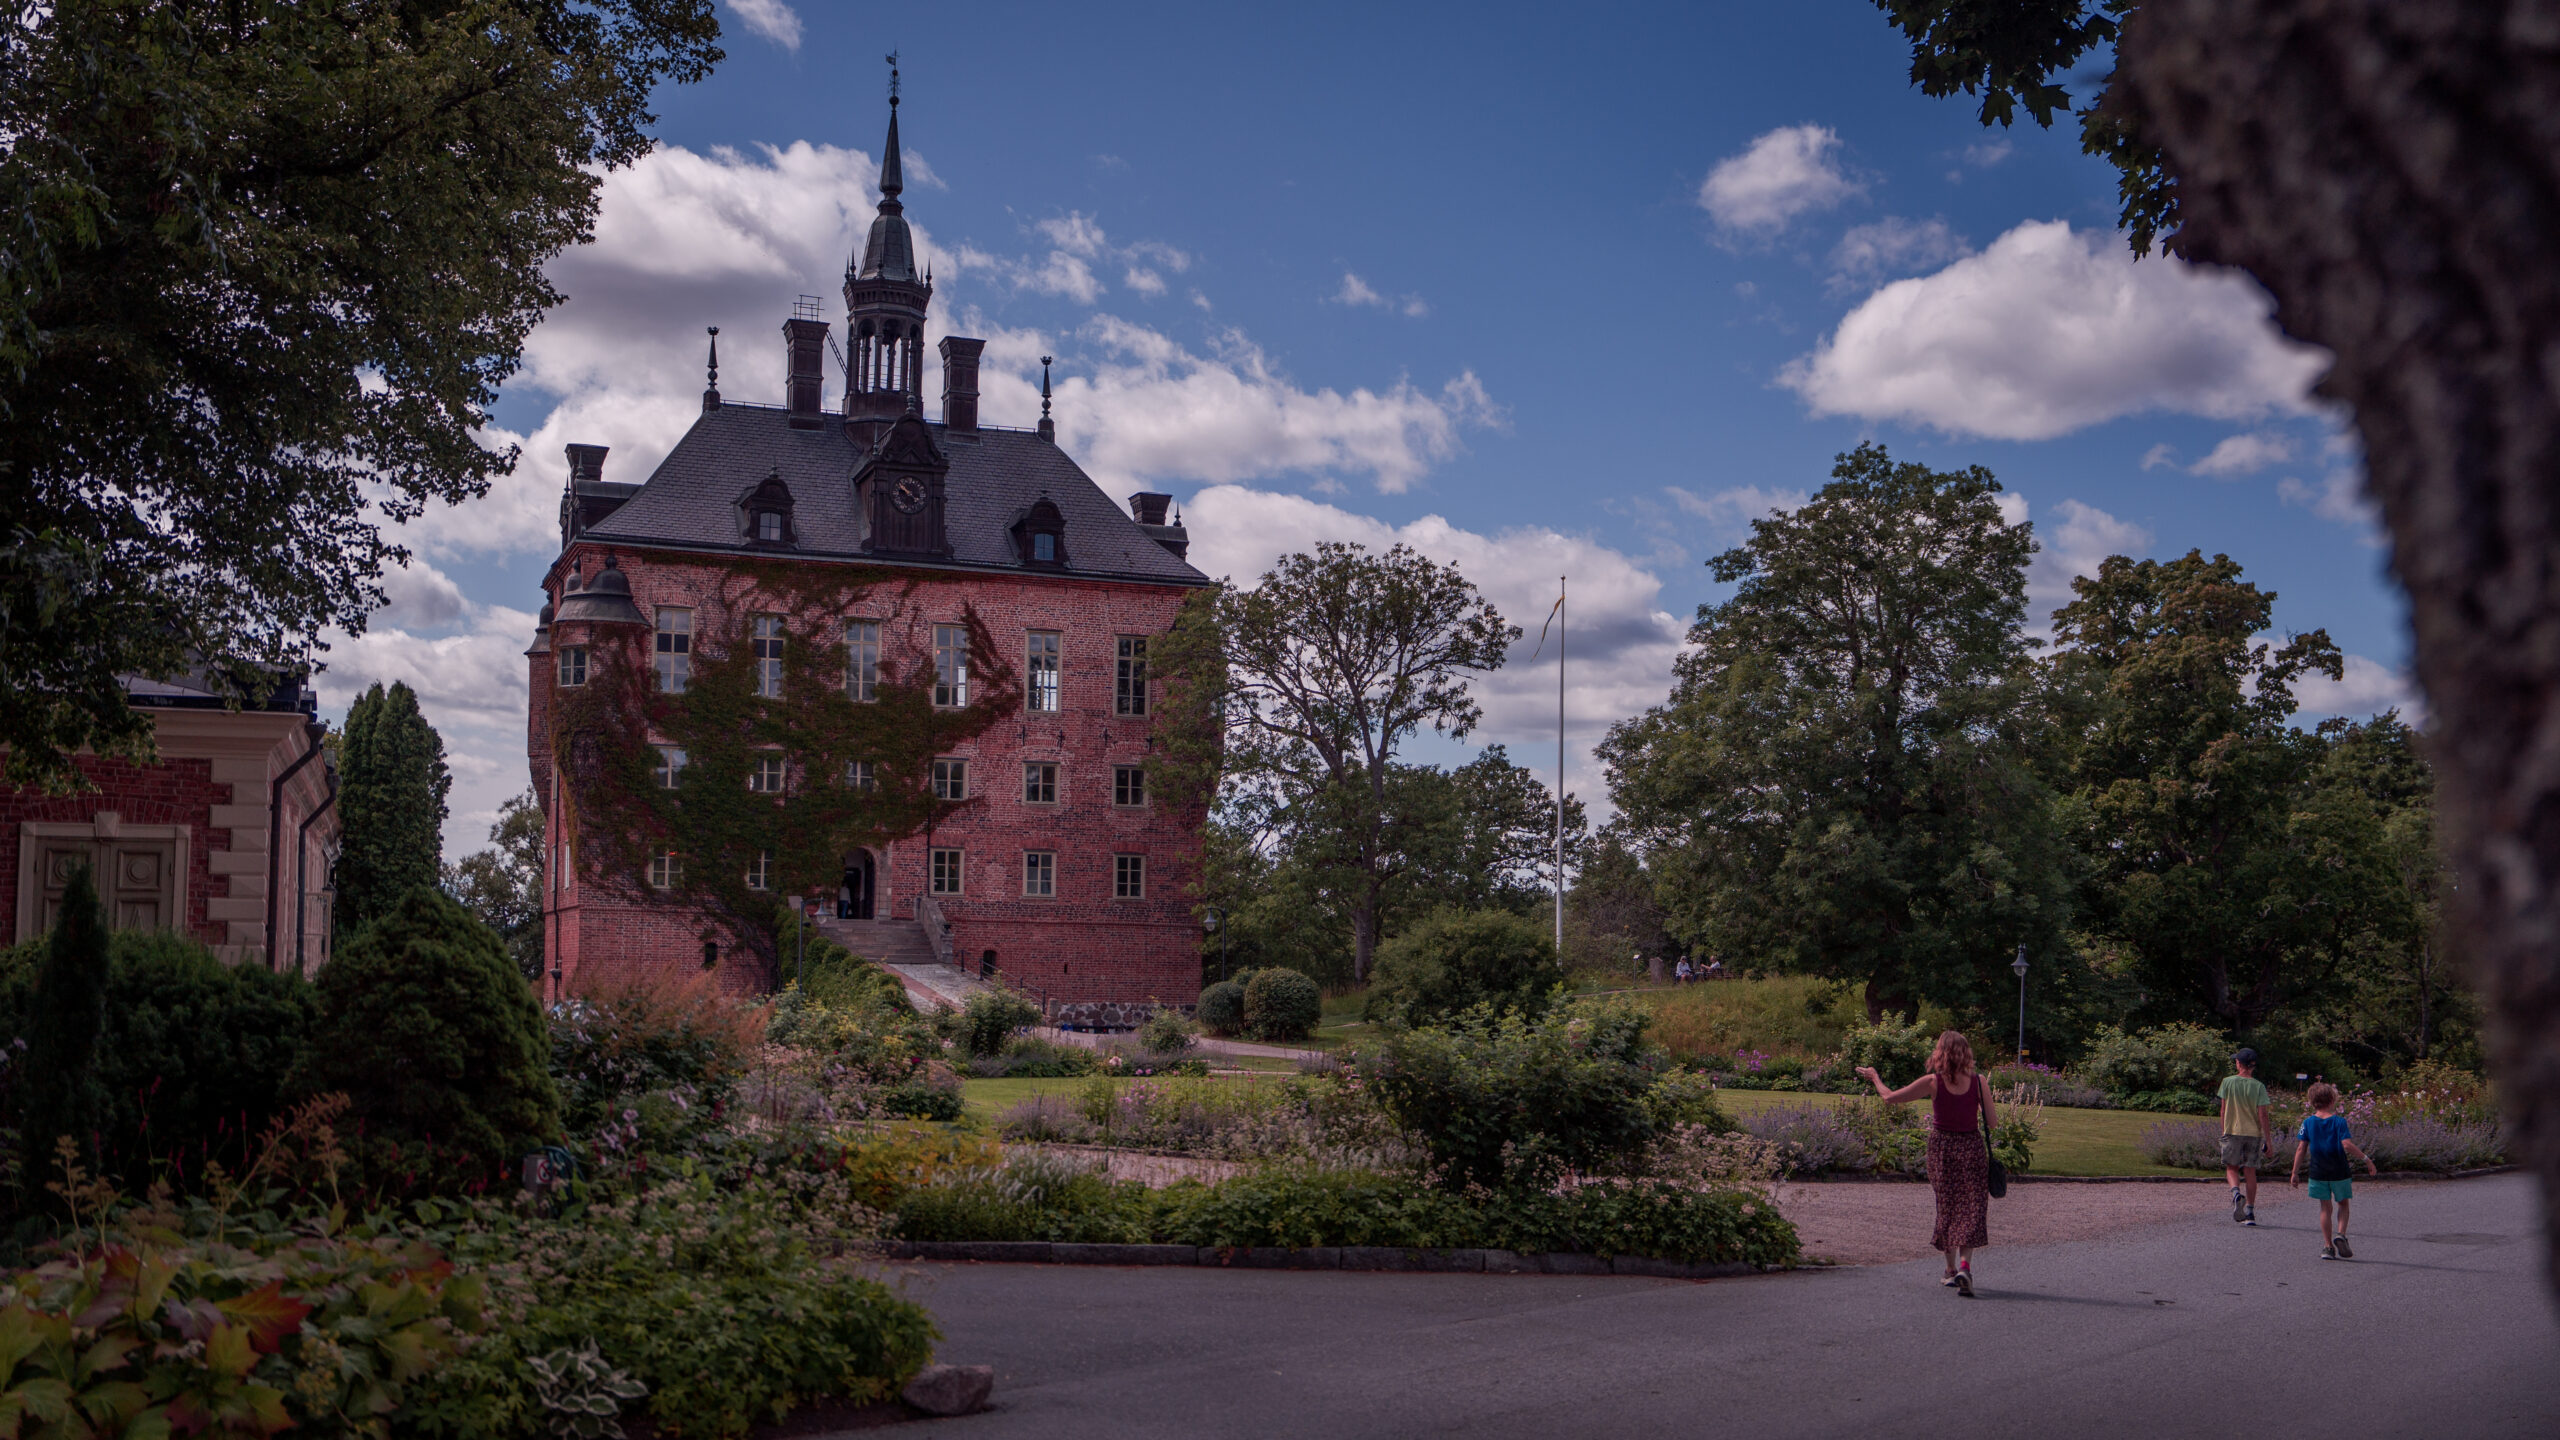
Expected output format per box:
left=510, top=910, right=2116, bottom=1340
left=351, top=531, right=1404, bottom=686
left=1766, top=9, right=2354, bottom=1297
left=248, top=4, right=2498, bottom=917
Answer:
left=839, top=849, right=876, bottom=920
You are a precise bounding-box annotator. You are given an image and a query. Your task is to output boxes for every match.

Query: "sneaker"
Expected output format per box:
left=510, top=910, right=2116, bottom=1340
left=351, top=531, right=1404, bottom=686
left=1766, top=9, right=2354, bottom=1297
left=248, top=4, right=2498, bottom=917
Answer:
left=1956, top=1267, right=1975, bottom=1298
left=1941, top=1272, right=1960, bottom=1288
left=2244, top=1208, right=2258, bottom=1227
left=2320, top=1245, right=2337, bottom=1260
left=2231, top=1186, right=2247, bottom=1222
left=2332, top=1234, right=2352, bottom=1259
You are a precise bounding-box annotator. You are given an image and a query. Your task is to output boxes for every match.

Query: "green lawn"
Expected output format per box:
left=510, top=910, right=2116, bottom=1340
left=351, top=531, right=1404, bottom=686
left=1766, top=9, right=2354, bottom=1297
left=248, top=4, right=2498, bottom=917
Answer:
left=1710, top=1088, right=2203, bottom=1178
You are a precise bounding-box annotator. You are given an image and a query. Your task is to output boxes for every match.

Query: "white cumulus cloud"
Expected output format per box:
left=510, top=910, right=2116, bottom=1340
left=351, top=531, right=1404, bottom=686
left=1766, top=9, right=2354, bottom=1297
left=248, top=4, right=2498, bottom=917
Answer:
left=1698, top=125, right=1863, bottom=234
left=726, top=0, right=802, bottom=50
left=2189, top=431, right=2296, bottom=478
left=1782, top=220, right=2332, bottom=441
left=2292, top=653, right=2421, bottom=723
left=2026, top=497, right=2152, bottom=631
left=1332, top=271, right=1428, bottom=317
left=1828, top=217, right=1970, bottom=293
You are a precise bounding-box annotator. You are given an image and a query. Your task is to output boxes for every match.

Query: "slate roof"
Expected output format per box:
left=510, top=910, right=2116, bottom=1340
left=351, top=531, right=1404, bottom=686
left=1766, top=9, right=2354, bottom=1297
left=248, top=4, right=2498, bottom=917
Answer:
left=579, top=402, right=1211, bottom=588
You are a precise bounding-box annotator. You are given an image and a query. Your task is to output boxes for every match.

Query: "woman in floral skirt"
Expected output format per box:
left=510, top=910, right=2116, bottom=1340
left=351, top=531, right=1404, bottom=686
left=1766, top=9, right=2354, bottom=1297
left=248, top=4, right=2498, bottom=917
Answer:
left=1856, top=1030, right=1997, bottom=1295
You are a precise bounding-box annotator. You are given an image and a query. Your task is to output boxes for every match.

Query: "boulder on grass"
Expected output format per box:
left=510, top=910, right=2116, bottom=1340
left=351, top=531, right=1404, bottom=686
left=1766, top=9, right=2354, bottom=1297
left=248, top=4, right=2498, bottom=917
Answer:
left=902, top=1363, right=995, bottom=1416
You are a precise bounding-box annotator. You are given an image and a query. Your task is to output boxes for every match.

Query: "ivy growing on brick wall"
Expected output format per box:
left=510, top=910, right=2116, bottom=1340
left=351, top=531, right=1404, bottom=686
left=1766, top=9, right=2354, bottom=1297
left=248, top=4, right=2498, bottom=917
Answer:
left=552, top=561, right=1022, bottom=982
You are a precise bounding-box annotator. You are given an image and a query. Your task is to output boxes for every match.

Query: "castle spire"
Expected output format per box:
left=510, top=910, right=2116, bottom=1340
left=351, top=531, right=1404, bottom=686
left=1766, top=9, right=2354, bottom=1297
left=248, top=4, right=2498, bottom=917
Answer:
left=878, top=53, right=904, bottom=203
left=1038, top=355, right=1055, bottom=442
left=842, top=54, right=933, bottom=427
left=702, top=326, right=721, bottom=412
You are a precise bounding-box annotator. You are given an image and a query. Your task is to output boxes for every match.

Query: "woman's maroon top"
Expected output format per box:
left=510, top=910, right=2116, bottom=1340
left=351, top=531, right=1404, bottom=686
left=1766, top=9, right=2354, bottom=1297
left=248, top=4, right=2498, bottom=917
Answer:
left=1930, top=1071, right=1982, bottom=1133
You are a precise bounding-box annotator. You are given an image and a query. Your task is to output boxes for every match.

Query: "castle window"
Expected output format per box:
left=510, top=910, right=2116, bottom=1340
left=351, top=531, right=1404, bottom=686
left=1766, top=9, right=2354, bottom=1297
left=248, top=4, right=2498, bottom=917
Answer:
left=749, top=755, right=786, bottom=794
left=932, top=758, right=967, bottom=801
left=557, top=646, right=587, bottom=687
left=1012, top=496, right=1067, bottom=567
left=753, top=615, right=785, bottom=697
left=737, top=469, right=795, bottom=546
left=1115, top=636, right=1148, bottom=716
left=649, top=850, right=682, bottom=888
left=1023, top=762, right=1057, bottom=804
left=1115, top=854, right=1146, bottom=899
left=933, top=624, right=969, bottom=706
left=653, top=746, right=687, bottom=789
left=655, top=607, right=692, bottom=693
left=929, top=847, right=963, bottom=895
left=1026, top=631, right=1061, bottom=712
left=1023, top=851, right=1056, bottom=898
left=745, top=851, right=771, bottom=890
left=846, top=620, right=880, bottom=701
left=1114, top=764, right=1146, bottom=807
left=846, top=760, right=876, bottom=790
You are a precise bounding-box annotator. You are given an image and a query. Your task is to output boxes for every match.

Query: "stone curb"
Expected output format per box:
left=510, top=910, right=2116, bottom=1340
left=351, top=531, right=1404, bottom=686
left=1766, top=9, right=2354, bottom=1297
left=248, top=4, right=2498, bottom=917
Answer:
left=877, top=1240, right=1767, bottom=1279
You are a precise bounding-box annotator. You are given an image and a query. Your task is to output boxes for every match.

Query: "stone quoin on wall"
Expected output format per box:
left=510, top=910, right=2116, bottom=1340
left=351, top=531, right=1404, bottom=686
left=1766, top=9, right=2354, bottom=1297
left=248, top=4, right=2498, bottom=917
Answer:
left=528, top=77, right=1212, bottom=1014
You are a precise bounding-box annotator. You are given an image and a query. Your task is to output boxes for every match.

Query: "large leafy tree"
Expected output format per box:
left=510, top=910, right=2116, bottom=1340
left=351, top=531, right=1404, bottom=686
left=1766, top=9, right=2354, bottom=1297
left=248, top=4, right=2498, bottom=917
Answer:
left=445, top=788, right=546, bottom=981
left=1167, top=543, right=1517, bottom=982
left=334, top=680, right=452, bottom=936
left=1602, top=444, right=2074, bottom=1023
left=2049, top=552, right=2348, bottom=1032
left=1868, top=0, right=2560, bottom=1296
left=0, top=0, right=722, bottom=789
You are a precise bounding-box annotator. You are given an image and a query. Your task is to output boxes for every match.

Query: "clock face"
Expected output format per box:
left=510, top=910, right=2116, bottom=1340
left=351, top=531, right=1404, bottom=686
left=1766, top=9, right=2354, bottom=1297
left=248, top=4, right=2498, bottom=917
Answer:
left=889, top=475, right=930, bottom=515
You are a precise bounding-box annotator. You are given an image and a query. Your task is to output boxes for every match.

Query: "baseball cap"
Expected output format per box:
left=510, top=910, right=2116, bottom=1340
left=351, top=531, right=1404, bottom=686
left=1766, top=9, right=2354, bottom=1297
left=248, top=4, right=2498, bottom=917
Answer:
left=2233, top=1047, right=2259, bottom=1066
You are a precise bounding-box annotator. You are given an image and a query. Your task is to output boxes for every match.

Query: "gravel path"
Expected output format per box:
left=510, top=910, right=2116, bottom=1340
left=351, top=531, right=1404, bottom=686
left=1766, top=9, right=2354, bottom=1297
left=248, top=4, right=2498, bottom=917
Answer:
left=1773, top=1175, right=2447, bottom=1264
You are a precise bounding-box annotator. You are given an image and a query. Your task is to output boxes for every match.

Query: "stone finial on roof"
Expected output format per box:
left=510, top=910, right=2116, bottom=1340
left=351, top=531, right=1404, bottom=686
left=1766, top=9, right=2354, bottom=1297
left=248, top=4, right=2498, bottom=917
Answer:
left=1038, top=355, right=1055, bottom=442
left=703, top=326, right=721, bottom=412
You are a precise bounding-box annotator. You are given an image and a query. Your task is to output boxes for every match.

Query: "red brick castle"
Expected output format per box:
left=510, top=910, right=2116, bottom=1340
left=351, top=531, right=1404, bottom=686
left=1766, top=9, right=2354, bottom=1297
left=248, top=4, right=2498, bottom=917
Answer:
left=526, top=88, right=1210, bottom=1021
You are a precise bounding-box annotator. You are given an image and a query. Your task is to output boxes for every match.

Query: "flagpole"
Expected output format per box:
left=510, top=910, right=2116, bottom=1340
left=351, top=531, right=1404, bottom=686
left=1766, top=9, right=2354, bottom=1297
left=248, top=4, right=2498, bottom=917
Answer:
left=1555, top=575, right=1566, bottom=962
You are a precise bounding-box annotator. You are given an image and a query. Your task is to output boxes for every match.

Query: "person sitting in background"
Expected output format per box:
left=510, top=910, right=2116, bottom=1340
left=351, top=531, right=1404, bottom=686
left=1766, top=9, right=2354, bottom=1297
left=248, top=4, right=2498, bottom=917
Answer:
left=1675, top=958, right=1693, bottom=984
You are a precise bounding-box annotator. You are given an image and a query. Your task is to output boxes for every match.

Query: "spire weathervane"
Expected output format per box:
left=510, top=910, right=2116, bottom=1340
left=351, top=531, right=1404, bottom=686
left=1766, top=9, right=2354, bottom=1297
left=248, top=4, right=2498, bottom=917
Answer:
left=703, top=325, right=721, bottom=412
left=886, top=52, right=900, bottom=104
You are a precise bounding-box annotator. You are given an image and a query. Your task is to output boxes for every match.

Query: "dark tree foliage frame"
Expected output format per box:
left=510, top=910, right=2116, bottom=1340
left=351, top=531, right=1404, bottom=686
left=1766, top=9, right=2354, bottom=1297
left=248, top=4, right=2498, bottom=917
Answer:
left=15, top=864, right=109, bottom=1197
left=1872, top=0, right=2560, bottom=1285
left=0, top=0, right=723, bottom=790
left=551, top=564, right=1021, bottom=984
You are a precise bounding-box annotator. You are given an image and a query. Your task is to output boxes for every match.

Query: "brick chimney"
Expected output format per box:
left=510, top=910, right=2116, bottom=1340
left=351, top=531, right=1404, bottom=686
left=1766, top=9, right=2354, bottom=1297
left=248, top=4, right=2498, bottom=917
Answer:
left=1129, top=493, right=1171, bottom=525
left=939, top=336, right=985, bottom=432
left=566, top=444, right=609, bottom=487
left=784, top=305, right=830, bottom=430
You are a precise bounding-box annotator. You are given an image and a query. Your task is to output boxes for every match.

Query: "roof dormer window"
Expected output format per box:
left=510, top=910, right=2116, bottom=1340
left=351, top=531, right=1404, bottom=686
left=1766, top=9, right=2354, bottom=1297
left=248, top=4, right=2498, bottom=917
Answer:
left=1012, top=496, right=1067, bottom=568
left=736, top=469, right=796, bottom=547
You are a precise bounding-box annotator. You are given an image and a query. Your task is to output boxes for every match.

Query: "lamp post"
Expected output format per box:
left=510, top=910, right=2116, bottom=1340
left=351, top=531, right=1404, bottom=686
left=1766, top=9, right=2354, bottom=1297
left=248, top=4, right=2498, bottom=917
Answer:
left=2012, top=943, right=2030, bottom=1064
left=1203, top=907, right=1226, bottom=983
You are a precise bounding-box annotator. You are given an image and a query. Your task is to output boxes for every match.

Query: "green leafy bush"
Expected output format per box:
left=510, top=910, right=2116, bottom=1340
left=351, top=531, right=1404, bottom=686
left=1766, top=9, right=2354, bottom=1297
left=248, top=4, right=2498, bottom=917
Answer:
left=1836, top=1020, right=1935, bottom=1084
left=964, top=1037, right=1100, bottom=1079
left=1365, top=909, right=1560, bottom=1026
left=549, top=970, right=760, bottom=1134
left=894, top=1152, right=1161, bottom=1244
left=1368, top=1002, right=1664, bottom=1192
left=1493, top=1180, right=1799, bottom=1266
left=2081, top=1023, right=2233, bottom=1098
left=2, top=911, right=321, bottom=1204
left=1159, top=1165, right=1470, bottom=1250
left=409, top=1175, right=935, bottom=1438
left=879, top=1080, right=965, bottom=1122
left=953, top=988, right=1043, bottom=1058
left=0, top=1172, right=486, bottom=1439
left=1242, top=968, right=1320, bottom=1042
left=1196, top=979, right=1247, bottom=1036
left=1137, top=1008, right=1198, bottom=1054
left=778, top=906, right=915, bottom=1015
left=2120, top=1088, right=2217, bottom=1116
left=296, top=887, right=560, bottom=1196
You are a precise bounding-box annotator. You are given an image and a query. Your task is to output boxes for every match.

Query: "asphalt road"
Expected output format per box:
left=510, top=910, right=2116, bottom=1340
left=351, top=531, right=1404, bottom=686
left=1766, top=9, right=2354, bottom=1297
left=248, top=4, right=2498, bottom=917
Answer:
left=883, top=1175, right=2559, bottom=1439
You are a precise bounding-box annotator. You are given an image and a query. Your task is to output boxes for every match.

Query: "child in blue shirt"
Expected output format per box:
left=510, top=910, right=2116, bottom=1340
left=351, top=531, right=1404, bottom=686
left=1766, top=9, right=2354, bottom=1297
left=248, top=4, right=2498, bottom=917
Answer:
left=2288, top=1082, right=2378, bottom=1259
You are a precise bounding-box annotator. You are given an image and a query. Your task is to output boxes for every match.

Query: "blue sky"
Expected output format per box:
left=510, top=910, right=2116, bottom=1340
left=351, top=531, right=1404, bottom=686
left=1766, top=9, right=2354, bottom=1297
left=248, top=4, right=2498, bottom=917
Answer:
left=351, top=0, right=2411, bottom=859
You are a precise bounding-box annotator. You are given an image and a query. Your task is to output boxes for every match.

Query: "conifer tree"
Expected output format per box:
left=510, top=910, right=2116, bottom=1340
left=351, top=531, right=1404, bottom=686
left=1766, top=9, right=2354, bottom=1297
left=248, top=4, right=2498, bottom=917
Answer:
left=334, top=681, right=452, bottom=935
left=19, top=863, right=109, bottom=1194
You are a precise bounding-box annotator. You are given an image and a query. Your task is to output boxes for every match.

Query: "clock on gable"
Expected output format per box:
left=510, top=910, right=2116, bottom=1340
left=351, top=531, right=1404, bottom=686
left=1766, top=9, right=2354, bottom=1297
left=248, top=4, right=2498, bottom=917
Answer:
left=857, top=413, right=951, bottom=556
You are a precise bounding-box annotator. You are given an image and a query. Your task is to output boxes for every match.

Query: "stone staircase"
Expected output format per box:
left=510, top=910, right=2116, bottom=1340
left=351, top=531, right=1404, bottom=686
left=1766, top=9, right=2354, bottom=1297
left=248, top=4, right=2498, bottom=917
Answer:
left=816, top=916, right=983, bottom=1010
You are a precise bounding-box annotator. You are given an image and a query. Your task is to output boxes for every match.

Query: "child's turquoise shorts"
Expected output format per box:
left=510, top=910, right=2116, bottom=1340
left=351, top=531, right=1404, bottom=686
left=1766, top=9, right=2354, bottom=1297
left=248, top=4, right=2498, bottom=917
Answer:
left=2307, top=1176, right=2354, bottom=1201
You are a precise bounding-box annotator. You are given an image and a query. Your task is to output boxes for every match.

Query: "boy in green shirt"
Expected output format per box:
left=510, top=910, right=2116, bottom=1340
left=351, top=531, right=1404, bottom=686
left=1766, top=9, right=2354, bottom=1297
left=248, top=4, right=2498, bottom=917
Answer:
left=2217, top=1048, right=2275, bottom=1225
